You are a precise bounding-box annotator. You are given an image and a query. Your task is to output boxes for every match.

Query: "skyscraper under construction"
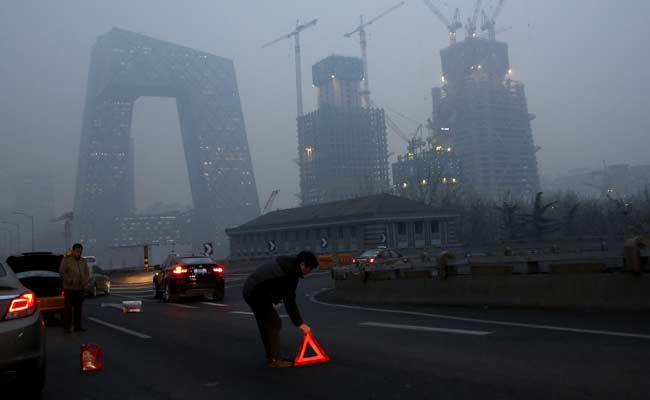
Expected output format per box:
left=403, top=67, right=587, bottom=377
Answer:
left=431, top=36, right=540, bottom=200
left=297, top=55, right=389, bottom=205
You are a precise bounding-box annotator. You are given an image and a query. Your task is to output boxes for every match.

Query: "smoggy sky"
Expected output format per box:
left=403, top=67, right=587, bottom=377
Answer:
left=1, top=0, right=648, bottom=214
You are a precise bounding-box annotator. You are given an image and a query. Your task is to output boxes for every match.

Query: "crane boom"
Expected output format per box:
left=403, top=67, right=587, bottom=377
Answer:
left=465, top=0, right=483, bottom=38
left=261, top=19, right=318, bottom=117
left=262, top=189, right=280, bottom=214
left=344, top=1, right=405, bottom=37
left=491, top=0, right=506, bottom=22
left=421, top=0, right=462, bottom=44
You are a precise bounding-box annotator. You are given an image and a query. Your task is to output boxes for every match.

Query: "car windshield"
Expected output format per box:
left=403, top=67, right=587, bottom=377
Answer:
left=359, top=250, right=379, bottom=258
left=180, top=257, right=214, bottom=265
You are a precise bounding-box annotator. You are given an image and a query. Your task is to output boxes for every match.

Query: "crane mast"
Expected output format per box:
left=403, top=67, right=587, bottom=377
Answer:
left=262, top=19, right=318, bottom=118
left=344, top=1, right=405, bottom=108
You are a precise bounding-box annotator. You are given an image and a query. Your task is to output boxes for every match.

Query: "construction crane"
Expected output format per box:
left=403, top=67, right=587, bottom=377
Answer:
left=373, top=99, right=426, bottom=155
left=465, top=0, right=483, bottom=39
left=421, top=0, right=462, bottom=45
left=262, top=189, right=280, bottom=214
left=344, top=1, right=405, bottom=108
left=261, top=19, right=318, bottom=118
left=481, top=0, right=506, bottom=40
left=52, top=211, right=73, bottom=249
left=479, top=25, right=512, bottom=39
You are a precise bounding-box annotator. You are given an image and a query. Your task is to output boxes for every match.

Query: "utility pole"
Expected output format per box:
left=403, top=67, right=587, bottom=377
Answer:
left=13, top=212, right=34, bottom=251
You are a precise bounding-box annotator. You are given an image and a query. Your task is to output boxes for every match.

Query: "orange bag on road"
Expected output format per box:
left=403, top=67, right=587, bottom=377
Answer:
left=80, top=343, right=102, bottom=372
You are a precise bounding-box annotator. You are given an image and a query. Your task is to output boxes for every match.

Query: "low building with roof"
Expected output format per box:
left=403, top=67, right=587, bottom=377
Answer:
left=225, top=194, right=460, bottom=258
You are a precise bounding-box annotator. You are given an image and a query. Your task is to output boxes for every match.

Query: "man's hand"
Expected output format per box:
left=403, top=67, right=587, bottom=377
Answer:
left=299, top=323, right=311, bottom=334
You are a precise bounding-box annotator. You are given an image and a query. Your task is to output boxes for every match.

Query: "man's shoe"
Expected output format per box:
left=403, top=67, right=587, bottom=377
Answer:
left=267, top=358, right=293, bottom=368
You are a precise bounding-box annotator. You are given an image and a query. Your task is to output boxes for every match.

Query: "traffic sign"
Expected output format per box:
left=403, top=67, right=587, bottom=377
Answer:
left=268, top=240, right=277, bottom=252
left=294, top=332, right=330, bottom=366
left=320, top=238, right=328, bottom=249
left=203, top=242, right=214, bottom=256
left=380, top=234, right=387, bottom=244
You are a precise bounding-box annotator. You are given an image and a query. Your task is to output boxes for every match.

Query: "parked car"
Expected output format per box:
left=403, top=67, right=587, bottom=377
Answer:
left=5, top=252, right=65, bottom=319
left=85, top=265, right=111, bottom=298
left=153, top=255, right=225, bottom=303
left=0, top=260, right=46, bottom=395
left=353, top=248, right=408, bottom=269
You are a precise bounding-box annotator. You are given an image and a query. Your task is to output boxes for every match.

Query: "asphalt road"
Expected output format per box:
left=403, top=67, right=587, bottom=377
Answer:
left=39, top=270, right=650, bottom=400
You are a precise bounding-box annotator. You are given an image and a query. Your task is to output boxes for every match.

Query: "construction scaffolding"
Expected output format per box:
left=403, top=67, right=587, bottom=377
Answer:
left=298, top=55, right=389, bottom=205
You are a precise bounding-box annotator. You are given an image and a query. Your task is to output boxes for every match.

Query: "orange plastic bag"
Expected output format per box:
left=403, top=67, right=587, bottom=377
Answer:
left=80, top=343, right=102, bottom=372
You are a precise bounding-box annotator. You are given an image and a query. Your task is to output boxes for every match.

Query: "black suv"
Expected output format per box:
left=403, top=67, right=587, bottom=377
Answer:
left=153, top=255, right=225, bottom=303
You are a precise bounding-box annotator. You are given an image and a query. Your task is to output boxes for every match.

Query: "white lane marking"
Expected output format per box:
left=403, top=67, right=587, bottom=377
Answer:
left=361, top=322, right=492, bottom=336
left=230, top=311, right=289, bottom=318
left=309, top=289, right=650, bottom=340
left=200, top=302, right=229, bottom=307
left=225, top=283, right=244, bottom=289
left=167, top=303, right=200, bottom=309
left=110, top=294, right=155, bottom=302
left=88, top=317, right=151, bottom=339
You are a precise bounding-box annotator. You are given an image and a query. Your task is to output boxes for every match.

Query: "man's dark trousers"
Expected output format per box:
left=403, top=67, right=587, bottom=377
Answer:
left=63, top=289, right=84, bottom=331
left=245, top=295, right=281, bottom=360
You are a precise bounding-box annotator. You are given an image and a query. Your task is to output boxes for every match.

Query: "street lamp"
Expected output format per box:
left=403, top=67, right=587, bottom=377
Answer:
left=0, top=221, right=20, bottom=252
left=13, top=212, right=35, bottom=251
left=0, top=228, right=15, bottom=254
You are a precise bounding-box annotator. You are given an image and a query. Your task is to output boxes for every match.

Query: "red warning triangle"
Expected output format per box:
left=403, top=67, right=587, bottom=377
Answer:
left=293, top=332, right=330, bottom=366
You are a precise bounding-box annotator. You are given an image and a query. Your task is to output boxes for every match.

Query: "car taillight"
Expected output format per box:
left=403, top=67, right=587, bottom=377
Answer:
left=4, top=291, right=38, bottom=321
left=212, top=265, right=224, bottom=274
left=172, top=265, right=188, bottom=275
left=352, top=258, right=357, bottom=263
left=369, top=258, right=375, bottom=264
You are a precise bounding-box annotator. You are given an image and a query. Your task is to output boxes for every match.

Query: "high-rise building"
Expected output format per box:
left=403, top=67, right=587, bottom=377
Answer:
left=431, top=37, right=540, bottom=200
left=73, top=28, right=260, bottom=260
left=297, top=55, right=389, bottom=205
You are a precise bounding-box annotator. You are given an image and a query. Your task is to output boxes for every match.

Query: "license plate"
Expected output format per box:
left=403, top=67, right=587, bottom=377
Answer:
left=194, top=268, right=208, bottom=275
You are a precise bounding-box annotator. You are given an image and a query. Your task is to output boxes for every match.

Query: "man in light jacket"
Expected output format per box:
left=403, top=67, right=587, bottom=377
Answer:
left=59, top=243, right=90, bottom=333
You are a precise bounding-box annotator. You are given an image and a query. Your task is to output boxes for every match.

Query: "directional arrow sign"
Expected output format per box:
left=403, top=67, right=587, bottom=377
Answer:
left=203, top=242, right=214, bottom=257
left=380, top=234, right=387, bottom=244
left=320, top=238, right=328, bottom=249
left=268, top=240, right=277, bottom=252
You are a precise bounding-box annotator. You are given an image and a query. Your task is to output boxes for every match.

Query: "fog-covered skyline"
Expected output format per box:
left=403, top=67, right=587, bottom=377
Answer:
left=1, top=0, right=649, bottom=214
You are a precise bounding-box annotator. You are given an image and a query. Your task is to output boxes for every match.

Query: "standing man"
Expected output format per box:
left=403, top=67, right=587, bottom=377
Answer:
left=243, top=251, right=318, bottom=368
left=59, top=243, right=90, bottom=333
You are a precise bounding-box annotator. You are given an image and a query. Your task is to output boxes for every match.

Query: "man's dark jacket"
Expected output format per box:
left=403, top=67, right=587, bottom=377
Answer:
left=243, top=256, right=304, bottom=326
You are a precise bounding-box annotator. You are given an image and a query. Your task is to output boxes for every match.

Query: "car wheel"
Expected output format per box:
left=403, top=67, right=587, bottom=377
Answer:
left=163, top=282, right=177, bottom=303
left=212, top=285, right=225, bottom=302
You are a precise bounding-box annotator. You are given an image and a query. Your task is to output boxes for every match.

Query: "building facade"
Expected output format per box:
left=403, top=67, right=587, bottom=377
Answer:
left=297, top=55, right=389, bottom=205
left=432, top=37, right=540, bottom=200
left=73, top=28, right=260, bottom=260
left=226, top=194, right=460, bottom=258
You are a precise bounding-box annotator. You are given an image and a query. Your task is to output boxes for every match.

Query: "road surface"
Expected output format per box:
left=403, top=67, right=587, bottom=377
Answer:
left=40, top=270, right=650, bottom=399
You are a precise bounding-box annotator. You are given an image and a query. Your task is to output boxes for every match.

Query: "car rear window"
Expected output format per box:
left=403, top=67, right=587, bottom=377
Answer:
left=359, top=250, right=379, bottom=258
left=6, top=254, right=64, bottom=273
left=180, top=257, right=214, bottom=265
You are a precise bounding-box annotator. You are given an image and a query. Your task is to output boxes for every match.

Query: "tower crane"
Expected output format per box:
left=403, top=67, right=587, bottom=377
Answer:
left=479, top=25, right=512, bottom=39
left=262, top=189, right=280, bottom=214
left=465, top=0, right=483, bottom=39
left=421, top=0, right=462, bottom=45
left=481, top=0, right=506, bottom=40
left=344, top=1, right=405, bottom=108
left=261, top=19, right=318, bottom=118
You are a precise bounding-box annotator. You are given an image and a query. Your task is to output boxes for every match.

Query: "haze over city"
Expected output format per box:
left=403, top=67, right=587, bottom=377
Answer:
left=1, top=0, right=648, bottom=215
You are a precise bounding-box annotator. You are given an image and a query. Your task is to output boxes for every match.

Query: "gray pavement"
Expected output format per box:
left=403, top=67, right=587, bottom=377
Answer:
left=40, top=271, right=650, bottom=399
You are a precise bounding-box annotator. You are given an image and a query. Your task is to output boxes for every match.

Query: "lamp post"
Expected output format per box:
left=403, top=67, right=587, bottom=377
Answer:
left=0, top=228, right=14, bottom=254
left=13, top=212, right=34, bottom=252
left=0, top=221, right=20, bottom=252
